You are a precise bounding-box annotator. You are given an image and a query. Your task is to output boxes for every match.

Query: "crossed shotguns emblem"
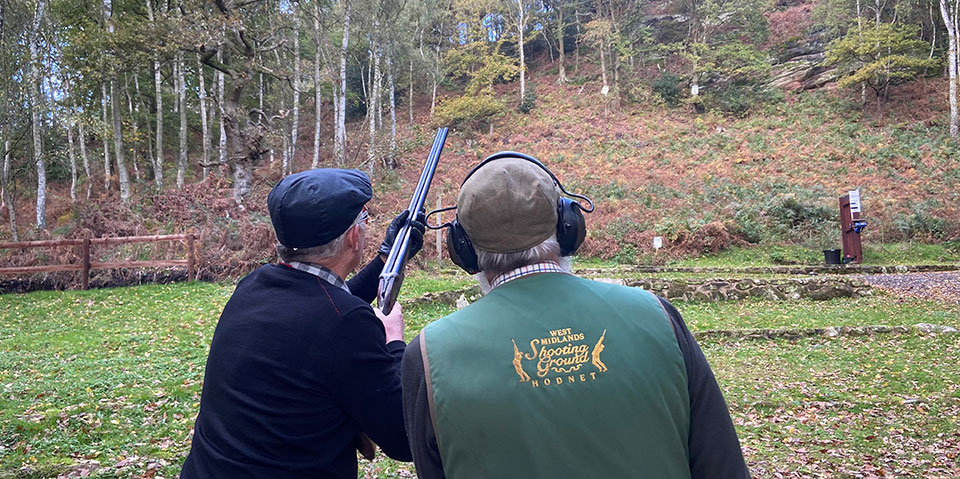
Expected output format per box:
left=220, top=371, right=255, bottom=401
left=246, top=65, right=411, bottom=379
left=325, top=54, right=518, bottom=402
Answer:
left=511, top=330, right=607, bottom=383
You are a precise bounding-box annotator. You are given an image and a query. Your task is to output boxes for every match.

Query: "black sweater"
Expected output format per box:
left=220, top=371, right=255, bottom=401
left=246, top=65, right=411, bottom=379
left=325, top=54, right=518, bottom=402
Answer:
left=401, top=295, right=750, bottom=479
left=181, top=256, right=411, bottom=479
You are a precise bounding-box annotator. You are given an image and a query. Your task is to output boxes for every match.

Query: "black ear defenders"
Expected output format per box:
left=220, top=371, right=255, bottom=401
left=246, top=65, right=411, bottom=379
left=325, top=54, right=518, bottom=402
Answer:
left=427, top=151, right=595, bottom=274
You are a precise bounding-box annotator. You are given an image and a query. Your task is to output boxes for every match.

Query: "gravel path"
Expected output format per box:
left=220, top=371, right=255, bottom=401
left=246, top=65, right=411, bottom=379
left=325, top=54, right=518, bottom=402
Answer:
left=857, top=271, right=960, bottom=303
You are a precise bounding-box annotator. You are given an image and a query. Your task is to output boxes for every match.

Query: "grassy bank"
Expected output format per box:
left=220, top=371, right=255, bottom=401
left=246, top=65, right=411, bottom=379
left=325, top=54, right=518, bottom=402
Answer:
left=1, top=277, right=958, bottom=477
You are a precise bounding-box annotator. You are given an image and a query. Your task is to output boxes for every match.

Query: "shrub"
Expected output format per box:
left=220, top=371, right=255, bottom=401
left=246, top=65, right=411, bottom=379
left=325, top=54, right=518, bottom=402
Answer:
left=894, top=200, right=948, bottom=240
left=518, top=89, right=537, bottom=114
left=768, top=195, right=835, bottom=229
left=652, top=72, right=683, bottom=106
left=702, top=85, right=784, bottom=117
left=433, top=94, right=507, bottom=131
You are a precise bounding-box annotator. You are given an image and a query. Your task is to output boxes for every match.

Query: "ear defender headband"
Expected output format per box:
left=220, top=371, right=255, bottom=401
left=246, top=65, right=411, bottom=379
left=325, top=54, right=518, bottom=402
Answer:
left=427, top=151, right=595, bottom=274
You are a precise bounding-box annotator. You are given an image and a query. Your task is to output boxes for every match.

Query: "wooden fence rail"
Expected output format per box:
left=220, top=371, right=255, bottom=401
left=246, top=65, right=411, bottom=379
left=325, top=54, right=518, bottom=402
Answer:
left=0, top=234, right=196, bottom=290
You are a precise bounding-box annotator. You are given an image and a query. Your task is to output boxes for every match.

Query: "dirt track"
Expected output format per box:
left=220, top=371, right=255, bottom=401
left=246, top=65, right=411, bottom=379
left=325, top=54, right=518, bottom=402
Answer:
left=857, top=271, right=960, bottom=303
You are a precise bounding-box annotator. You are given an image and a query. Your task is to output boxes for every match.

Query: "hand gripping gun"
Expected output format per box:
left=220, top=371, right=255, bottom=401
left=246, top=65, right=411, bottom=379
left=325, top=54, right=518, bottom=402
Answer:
left=376, top=127, right=448, bottom=315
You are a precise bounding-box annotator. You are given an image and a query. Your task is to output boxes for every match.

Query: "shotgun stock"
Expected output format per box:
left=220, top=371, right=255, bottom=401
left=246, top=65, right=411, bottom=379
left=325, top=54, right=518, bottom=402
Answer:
left=377, top=127, right=448, bottom=314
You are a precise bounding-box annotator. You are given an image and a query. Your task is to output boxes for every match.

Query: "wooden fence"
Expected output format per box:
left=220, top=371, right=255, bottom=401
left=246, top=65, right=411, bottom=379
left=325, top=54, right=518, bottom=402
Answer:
left=0, top=234, right=196, bottom=290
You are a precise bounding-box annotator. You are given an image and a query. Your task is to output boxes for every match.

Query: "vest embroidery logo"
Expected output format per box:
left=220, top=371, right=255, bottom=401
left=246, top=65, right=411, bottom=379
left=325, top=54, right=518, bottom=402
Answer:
left=511, top=328, right=607, bottom=388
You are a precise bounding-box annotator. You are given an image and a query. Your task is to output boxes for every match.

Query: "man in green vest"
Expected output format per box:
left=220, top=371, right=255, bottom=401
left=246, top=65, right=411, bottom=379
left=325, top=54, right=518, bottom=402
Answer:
left=401, top=153, right=750, bottom=478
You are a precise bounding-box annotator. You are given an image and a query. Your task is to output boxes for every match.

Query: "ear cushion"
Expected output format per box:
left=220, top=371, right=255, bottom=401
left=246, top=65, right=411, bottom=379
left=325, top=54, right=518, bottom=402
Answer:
left=557, top=198, right=586, bottom=256
left=446, top=220, right=480, bottom=274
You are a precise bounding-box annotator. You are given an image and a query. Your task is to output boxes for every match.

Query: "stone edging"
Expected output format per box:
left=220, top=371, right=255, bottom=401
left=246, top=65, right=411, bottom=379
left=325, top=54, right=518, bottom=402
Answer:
left=404, top=277, right=874, bottom=306
left=694, top=323, right=957, bottom=341
left=575, top=264, right=960, bottom=276
left=601, top=277, right=872, bottom=302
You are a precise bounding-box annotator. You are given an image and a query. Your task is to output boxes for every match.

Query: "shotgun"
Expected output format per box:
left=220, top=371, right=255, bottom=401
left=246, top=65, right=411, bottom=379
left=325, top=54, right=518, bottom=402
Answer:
left=377, top=127, right=449, bottom=315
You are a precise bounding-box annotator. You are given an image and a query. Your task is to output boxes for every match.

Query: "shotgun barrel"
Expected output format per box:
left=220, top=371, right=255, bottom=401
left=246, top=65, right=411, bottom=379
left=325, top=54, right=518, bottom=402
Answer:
left=377, top=127, right=449, bottom=314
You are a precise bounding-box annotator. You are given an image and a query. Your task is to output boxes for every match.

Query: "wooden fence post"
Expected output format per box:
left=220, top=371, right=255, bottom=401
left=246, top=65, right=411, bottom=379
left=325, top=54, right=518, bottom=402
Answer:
left=187, top=234, right=195, bottom=281
left=81, top=238, right=91, bottom=290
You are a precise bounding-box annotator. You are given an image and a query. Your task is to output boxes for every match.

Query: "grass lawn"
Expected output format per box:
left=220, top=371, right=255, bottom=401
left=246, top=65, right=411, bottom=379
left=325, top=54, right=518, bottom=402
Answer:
left=2, top=277, right=959, bottom=478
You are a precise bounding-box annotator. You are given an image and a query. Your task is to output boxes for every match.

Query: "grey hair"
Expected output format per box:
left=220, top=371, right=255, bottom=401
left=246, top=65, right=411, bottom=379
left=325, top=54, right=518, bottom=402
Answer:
left=276, top=211, right=365, bottom=263
left=476, top=234, right=562, bottom=279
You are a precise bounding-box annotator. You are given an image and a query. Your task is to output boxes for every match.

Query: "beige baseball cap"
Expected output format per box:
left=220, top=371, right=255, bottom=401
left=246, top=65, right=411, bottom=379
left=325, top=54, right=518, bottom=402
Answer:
left=458, top=157, right=559, bottom=253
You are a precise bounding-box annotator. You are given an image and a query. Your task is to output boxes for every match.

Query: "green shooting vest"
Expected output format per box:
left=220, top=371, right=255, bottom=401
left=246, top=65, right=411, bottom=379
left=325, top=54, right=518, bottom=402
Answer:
left=421, top=273, right=691, bottom=479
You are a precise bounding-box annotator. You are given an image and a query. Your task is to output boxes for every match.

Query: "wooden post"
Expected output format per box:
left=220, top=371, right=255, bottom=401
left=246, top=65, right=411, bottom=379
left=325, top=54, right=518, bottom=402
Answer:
left=81, top=238, right=91, bottom=290
left=436, top=193, right=442, bottom=262
left=187, top=234, right=195, bottom=281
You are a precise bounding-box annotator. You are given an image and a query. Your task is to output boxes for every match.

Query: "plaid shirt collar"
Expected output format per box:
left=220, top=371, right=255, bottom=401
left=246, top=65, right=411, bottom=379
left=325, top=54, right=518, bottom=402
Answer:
left=283, top=261, right=351, bottom=293
left=490, top=261, right=567, bottom=289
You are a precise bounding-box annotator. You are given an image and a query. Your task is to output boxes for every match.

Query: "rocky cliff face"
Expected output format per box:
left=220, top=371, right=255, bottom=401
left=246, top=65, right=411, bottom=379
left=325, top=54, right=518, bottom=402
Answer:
left=768, top=33, right=838, bottom=90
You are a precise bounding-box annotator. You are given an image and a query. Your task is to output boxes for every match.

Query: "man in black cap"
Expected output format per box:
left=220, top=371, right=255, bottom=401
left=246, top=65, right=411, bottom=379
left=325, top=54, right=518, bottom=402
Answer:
left=181, top=168, right=423, bottom=478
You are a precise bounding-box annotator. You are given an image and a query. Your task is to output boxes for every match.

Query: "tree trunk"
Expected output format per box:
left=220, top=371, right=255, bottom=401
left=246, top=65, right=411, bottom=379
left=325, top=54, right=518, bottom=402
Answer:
left=313, top=1, right=322, bottom=169
left=30, top=0, right=47, bottom=229
left=101, top=83, right=111, bottom=192
left=408, top=59, right=414, bottom=123
left=67, top=117, right=77, bottom=202
left=599, top=37, right=608, bottom=90
left=274, top=48, right=290, bottom=174
left=103, top=0, right=129, bottom=201
left=387, top=46, right=397, bottom=168
left=110, top=81, right=130, bottom=200
left=557, top=5, right=567, bottom=84
left=177, top=51, right=187, bottom=187
left=197, top=54, right=210, bottom=180
left=517, top=0, right=526, bottom=101
left=2, top=140, right=18, bottom=241
left=147, top=0, right=163, bottom=188
left=79, top=117, right=91, bottom=199
left=574, top=9, right=580, bottom=73
left=368, top=39, right=381, bottom=171
left=223, top=75, right=259, bottom=205
left=129, top=74, right=143, bottom=181
left=123, top=75, right=140, bottom=181
left=291, top=12, right=301, bottom=171
left=218, top=51, right=227, bottom=167
left=336, top=0, right=350, bottom=166
left=942, top=0, right=959, bottom=137
left=431, top=25, right=441, bottom=118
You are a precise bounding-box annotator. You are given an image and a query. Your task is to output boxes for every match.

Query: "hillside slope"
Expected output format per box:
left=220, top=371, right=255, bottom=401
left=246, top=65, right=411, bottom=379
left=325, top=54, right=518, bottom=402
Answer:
left=2, top=67, right=959, bottom=284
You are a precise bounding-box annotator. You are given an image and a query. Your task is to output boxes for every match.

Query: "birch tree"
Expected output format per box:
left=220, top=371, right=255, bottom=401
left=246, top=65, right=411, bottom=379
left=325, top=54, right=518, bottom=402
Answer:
left=2, top=140, right=17, bottom=241
left=147, top=0, right=164, bottom=187
left=336, top=0, right=351, bottom=165
left=218, top=50, right=227, bottom=167
left=387, top=44, right=397, bottom=167
left=504, top=0, right=532, bottom=101
left=291, top=11, right=301, bottom=170
left=29, top=0, right=47, bottom=229
left=101, top=83, right=111, bottom=191
left=313, top=0, right=322, bottom=168
left=198, top=54, right=211, bottom=179
left=367, top=31, right=382, bottom=170
left=177, top=51, right=187, bottom=187
left=67, top=114, right=77, bottom=202
left=78, top=115, right=91, bottom=199
left=104, top=0, right=130, bottom=201
left=942, top=0, right=959, bottom=137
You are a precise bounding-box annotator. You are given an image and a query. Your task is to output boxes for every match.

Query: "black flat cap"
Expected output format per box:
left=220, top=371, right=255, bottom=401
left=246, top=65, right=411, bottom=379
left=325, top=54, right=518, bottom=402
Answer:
left=267, top=169, right=372, bottom=249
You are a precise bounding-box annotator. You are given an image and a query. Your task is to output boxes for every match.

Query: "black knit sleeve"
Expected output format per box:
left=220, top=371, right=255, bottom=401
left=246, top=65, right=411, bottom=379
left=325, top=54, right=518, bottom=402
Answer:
left=657, top=296, right=751, bottom=479
left=401, top=334, right=446, bottom=479
left=327, top=302, right=411, bottom=462
left=347, top=255, right=385, bottom=303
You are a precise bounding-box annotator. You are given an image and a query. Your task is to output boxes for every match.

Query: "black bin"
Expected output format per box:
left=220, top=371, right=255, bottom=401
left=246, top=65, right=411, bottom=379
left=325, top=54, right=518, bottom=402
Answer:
left=823, top=249, right=842, bottom=265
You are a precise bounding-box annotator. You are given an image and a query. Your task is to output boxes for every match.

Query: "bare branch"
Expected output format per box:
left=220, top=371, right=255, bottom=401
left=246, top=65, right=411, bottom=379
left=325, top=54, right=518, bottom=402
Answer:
left=199, top=45, right=233, bottom=76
